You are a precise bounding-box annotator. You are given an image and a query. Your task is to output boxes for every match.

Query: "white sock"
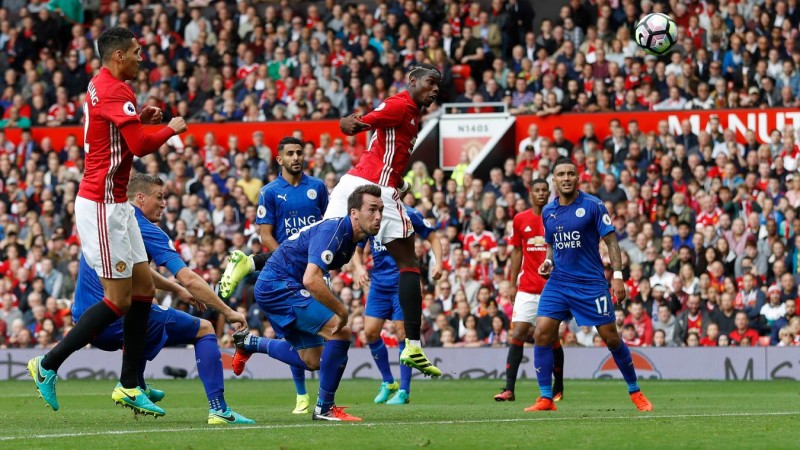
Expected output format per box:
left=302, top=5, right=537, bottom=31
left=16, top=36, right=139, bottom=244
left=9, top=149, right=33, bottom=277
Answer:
left=408, top=339, right=422, bottom=348
left=247, top=255, right=256, bottom=272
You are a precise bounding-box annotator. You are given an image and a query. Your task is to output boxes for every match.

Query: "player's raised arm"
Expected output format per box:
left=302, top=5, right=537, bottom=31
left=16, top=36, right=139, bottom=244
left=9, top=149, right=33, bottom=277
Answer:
left=602, top=232, right=626, bottom=302
left=339, top=113, right=371, bottom=135
left=302, top=262, right=348, bottom=333
left=119, top=117, right=187, bottom=157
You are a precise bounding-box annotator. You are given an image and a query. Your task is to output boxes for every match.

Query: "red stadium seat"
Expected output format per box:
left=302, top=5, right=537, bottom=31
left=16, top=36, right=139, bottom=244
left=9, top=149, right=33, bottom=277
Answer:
left=759, top=336, right=771, bottom=347
left=451, top=64, right=471, bottom=94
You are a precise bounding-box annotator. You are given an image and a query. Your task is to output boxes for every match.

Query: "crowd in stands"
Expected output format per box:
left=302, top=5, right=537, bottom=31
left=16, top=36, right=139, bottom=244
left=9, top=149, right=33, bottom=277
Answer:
left=2, top=0, right=800, bottom=352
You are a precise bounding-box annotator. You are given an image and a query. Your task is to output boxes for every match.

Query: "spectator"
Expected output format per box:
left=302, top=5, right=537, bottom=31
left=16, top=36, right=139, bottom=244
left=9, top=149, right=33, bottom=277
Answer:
left=652, top=304, right=682, bottom=347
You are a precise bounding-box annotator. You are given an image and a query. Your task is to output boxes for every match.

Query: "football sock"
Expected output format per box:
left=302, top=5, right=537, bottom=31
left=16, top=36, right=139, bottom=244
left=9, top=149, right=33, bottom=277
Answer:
left=533, top=345, right=554, bottom=400
left=246, top=336, right=310, bottom=371
left=609, top=342, right=640, bottom=393
left=399, top=269, right=422, bottom=341
left=119, top=297, right=151, bottom=388
left=195, top=334, right=228, bottom=411
left=250, top=250, right=274, bottom=271
left=553, top=341, right=565, bottom=393
left=41, top=298, right=122, bottom=371
left=317, top=339, right=350, bottom=412
left=290, top=366, right=308, bottom=396
left=399, top=341, right=411, bottom=393
left=504, top=338, right=525, bottom=392
left=368, top=338, right=395, bottom=384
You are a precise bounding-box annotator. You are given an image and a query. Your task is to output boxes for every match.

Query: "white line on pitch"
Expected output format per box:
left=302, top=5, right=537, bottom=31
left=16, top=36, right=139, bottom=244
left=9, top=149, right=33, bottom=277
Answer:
left=1, top=411, right=797, bottom=442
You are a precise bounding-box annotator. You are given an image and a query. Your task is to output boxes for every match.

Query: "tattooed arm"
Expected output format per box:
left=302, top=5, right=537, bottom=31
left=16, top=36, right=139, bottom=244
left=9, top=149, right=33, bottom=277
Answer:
left=602, top=232, right=627, bottom=301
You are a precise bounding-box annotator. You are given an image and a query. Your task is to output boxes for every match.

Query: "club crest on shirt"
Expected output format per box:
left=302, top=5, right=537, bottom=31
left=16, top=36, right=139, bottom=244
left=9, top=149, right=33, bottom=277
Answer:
left=116, top=261, right=127, bottom=273
left=257, top=205, right=266, bottom=218
left=307, top=189, right=317, bottom=200
left=321, top=250, right=334, bottom=264
left=123, top=101, right=137, bottom=116
left=300, top=289, right=311, bottom=297
left=576, top=208, right=586, bottom=218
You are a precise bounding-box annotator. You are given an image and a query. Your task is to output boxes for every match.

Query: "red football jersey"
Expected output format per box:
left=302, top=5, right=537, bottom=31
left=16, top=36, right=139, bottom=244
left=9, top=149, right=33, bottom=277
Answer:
left=348, top=90, right=421, bottom=189
left=78, top=68, right=141, bottom=203
left=508, top=209, right=547, bottom=294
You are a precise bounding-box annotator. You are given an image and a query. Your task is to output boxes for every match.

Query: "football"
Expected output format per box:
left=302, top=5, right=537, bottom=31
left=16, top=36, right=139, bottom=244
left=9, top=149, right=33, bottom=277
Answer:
left=634, top=13, right=677, bottom=56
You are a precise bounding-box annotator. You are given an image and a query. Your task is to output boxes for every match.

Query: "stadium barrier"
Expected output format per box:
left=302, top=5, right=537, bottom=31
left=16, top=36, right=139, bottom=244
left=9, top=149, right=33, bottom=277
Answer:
left=7, top=108, right=799, bottom=158
left=2, top=347, right=798, bottom=381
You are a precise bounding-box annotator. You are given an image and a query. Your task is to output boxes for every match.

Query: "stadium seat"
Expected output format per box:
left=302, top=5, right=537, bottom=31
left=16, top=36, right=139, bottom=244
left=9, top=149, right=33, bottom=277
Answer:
left=758, top=336, right=771, bottom=347
left=451, top=64, right=471, bottom=94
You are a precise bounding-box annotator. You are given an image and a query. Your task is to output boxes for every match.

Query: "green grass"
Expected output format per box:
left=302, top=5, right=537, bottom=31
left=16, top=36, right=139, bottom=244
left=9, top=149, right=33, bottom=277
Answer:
left=0, top=379, right=798, bottom=449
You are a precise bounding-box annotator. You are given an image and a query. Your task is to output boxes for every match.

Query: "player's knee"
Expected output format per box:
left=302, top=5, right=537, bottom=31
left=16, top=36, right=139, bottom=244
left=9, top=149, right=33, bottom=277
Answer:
left=364, top=327, right=381, bottom=344
left=302, top=354, right=321, bottom=371
left=532, top=326, right=553, bottom=345
left=604, top=335, right=622, bottom=350
left=511, top=327, right=528, bottom=342
left=333, top=325, right=351, bottom=340
left=197, top=319, right=214, bottom=338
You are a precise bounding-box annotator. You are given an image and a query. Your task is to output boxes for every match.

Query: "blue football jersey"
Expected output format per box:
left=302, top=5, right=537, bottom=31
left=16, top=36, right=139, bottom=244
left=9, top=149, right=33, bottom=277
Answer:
left=542, top=191, right=614, bottom=286
left=255, top=173, right=328, bottom=243
left=360, top=206, right=435, bottom=290
left=259, top=216, right=365, bottom=292
left=72, top=206, right=188, bottom=322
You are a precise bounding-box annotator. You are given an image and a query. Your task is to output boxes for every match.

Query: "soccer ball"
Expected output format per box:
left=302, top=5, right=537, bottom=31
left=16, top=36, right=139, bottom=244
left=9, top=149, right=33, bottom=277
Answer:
left=634, top=13, right=677, bottom=56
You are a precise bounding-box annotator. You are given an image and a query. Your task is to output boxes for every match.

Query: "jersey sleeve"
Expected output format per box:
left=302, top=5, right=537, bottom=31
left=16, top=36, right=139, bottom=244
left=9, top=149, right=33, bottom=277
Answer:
left=255, top=187, right=274, bottom=225
left=508, top=214, right=522, bottom=247
left=594, top=201, right=615, bottom=238
left=543, top=206, right=554, bottom=245
left=307, top=221, right=343, bottom=272
left=408, top=208, right=435, bottom=240
left=360, top=98, right=405, bottom=129
left=139, top=220, right=187, bottom=276
left=318, top=182, right=329, bottom=214
left=101, top=85, right=141, bottom=129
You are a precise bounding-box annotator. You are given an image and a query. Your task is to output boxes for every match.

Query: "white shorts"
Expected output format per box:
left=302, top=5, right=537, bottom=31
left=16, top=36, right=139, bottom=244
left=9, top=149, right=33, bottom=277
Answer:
left=76, top=196, right=148, bottom=279
left=511, top=291, right=540, bottom=324
left=323, top=174, right=412, bottom=243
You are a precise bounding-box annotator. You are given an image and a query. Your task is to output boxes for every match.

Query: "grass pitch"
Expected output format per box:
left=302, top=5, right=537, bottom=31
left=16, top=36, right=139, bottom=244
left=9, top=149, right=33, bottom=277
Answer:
left=0, top=379, right=797, bottom=449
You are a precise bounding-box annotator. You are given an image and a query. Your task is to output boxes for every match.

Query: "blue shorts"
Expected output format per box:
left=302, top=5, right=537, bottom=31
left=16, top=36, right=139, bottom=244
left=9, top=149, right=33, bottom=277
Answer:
left=365, top=285, right=403, bottom=321
left=537, top=281, right=614, bottom=327
left=255, top=280, right=332, bottom=350
left=90, top=305, right=201, bottom=360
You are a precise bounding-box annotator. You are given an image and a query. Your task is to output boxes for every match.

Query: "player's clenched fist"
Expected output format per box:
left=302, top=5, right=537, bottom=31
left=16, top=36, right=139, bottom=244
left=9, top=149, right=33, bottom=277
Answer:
left=339, top=114, right=370, bottom=135
left=168, top=117, right=188, bottom=134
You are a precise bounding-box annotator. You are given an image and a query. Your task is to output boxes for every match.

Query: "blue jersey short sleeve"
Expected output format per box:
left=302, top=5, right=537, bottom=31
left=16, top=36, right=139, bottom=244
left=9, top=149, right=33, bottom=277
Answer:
left=256, top=186, right=275, bottom=226
left=407, top=206, right=435, bottom=239
left=137, top=212, right=187, bottom=276
left=594, top=200, right=615, bottom=238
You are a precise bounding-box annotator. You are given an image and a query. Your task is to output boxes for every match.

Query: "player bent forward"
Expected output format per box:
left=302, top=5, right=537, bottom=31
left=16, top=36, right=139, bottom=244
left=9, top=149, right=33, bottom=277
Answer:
left=250, top=184, right=384, bottom=421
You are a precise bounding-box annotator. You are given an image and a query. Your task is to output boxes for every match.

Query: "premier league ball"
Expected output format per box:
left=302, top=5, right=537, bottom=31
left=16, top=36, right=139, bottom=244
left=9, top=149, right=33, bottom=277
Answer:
left=634, top=13, right=677, bottom=56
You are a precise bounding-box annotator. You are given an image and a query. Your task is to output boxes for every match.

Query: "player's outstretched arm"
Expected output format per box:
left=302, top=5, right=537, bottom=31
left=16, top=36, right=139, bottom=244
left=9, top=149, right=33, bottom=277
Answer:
left=427, top=233, right=444, bottom=281
left=339, top=114, right=371, bottom=135
left=119, top=117, right=187, bottom=157
left=303, top=263, right=348, bottom=333
left=602, top=232, right=627, bottom=302
left=150, top=268, right=207, bottom=313
left=175, top=268, right=246, bottom=330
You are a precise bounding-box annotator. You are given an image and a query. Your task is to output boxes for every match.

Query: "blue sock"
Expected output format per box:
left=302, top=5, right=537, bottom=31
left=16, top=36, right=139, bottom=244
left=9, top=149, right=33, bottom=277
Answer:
left=533, top=345, right=554, bottom=400
left=195, top=334, right=227, bottom=412
left=369, top=338, right=395, bottom=384
left=254, top=337, right=310, bottom=372
left=317, top=339, right=350, bottom=412
left=399, top=341, right=411, bottom=393
left=290, top=365, right=307, bottom=396
left=609, top=343, right=640, bottom=393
